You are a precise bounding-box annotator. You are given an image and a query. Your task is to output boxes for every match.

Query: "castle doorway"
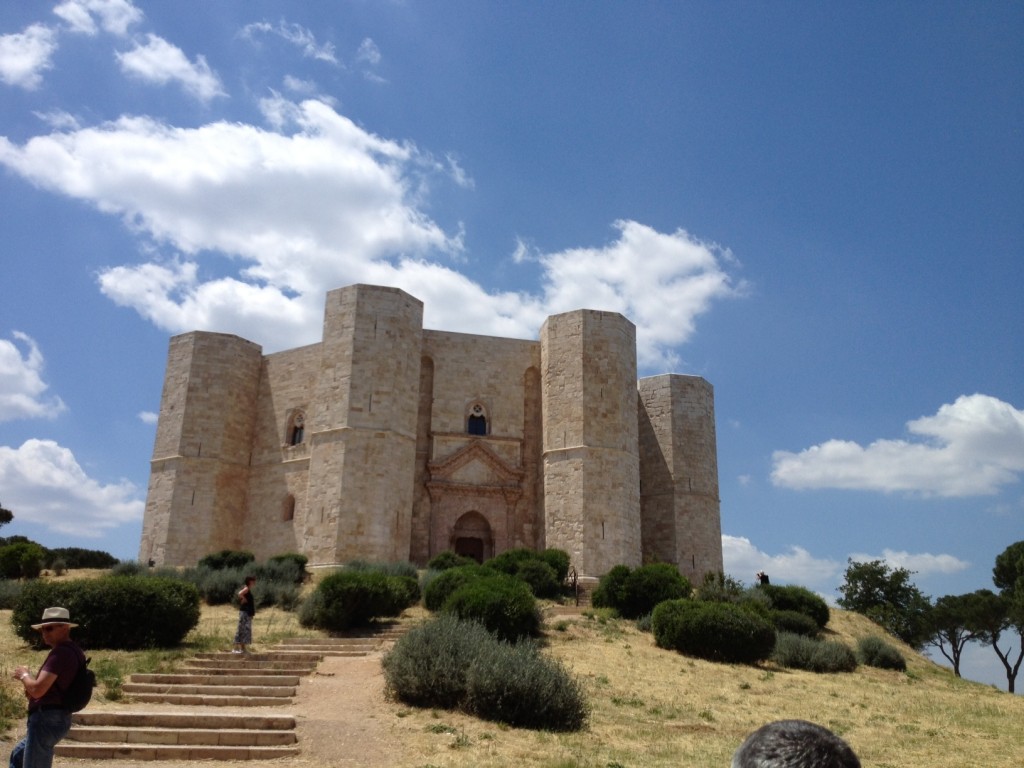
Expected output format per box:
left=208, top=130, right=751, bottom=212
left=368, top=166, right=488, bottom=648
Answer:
left=454, top=537, right=484, bottom=562
left=450, top=511, right=493, bottom=563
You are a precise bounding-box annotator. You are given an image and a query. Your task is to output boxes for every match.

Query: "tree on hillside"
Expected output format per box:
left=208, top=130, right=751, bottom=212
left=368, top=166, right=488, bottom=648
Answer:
left=928, top=590, right=1000, bottom=677
left=0, top=501, right=12, bottom=530
left=993, top=541, right=1024, bottom=595
left=837, top=559, right=932, bottom=649
left=980, top=541, right=1024, bottom=694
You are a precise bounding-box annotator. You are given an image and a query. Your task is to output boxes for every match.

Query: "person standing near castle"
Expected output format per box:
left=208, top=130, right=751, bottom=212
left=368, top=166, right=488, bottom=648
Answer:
left=9, top=607, right=85, bottom=768
left=232, top=575, right=256, bottom=653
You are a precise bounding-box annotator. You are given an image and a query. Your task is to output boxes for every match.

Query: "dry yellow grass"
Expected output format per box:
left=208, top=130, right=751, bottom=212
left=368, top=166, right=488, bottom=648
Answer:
left=381, top=608, right=1024, bottom=768
left=3, top=586, right=1023, bottom=767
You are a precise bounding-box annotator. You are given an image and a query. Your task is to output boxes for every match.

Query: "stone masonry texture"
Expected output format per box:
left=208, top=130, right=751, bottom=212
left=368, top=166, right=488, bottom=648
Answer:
left=139, top=284, right=722, bottom=580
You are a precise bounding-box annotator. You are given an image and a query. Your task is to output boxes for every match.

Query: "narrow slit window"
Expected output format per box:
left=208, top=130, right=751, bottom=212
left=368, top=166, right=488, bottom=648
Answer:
left=289, top=413, right=305, bottom=445
left=467, top=403, right=487, bottom=435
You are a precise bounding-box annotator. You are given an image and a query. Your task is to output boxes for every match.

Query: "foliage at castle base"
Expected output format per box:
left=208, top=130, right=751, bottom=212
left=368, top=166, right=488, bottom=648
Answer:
left=382, top=613, right=588, bottom=731
left=12, top=576, right=200, bottom=649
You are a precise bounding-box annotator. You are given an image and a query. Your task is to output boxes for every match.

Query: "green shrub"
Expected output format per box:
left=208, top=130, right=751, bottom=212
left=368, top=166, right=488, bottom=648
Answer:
left=427, top=551, right=477, bottom=571
left=442, top=573, right=540, bottom=642
left=539, top=548, right=571, bottom=583
left=652, top=599, right=775, bottom=664
left=423, top=564, right=490, bottom=611
left=621, top=563, right=691, bottom=618
left=697, top=572, right=746, bottom=603
left=268, top=553, right=309, bottom=581
left=591, top=565, right=632, bottom=612
left=770, top=609, right=820, bottom=637
left=345, top=559, right=419, bottom=580
left=50, top=558, right=67, bottom=576
left=0, top=579, right=22, bottom=609
left=772, top=632, right=858, bottom=673
left=46, top=547, right=118, bottom=570
left=198, top=549, right=255, bottom=571
left=486, top=548, right=538, bottom=576
left=0, top=542, right=46, bottom=579
left=110, top=561, right=147, bottom=577
left=382, top=614, right=588, bottom=731
left=759, top=584, right=830, bottom=629
left=515, top=559, right=561, bottom=598
left=12, top=577, right=200, bottom=649
left=592, top=563, right=692, bottom=619
left=193, top=567, right=241, bottom=605
left=383, top=614, right=495, bottom=708
left=465, top=640, right=588, bottom=730
left=300, top=570, right=413, bottom=631
left=856, top=635, right=907, bottom=671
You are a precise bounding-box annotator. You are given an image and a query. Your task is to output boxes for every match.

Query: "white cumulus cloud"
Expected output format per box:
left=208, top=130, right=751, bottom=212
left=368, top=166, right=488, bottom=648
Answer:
left=241, top=21, right=338, bottom=64
left=0, top=98, right=740, bottom=365
left=722, top=534, right=842, bottom=590
left=771, top=394, right=1024, bottom=497
left=0, top=24, right=57, bottom=90
left=0, top=439, right=144, bottom=537
left=116, top=34, right=225, bottom=102
left=847, top=548, right=970, bottom=576
left=53, top=0, right=142, bottom=37
left=0, top=332, right=67, bottom=422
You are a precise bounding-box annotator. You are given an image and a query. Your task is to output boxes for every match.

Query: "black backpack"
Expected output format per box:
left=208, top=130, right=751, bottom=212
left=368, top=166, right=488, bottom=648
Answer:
left=62, top=653, right=96, bottom=712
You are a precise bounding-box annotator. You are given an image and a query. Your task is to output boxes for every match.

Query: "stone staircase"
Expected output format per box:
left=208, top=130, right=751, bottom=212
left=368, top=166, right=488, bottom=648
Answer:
left=57, top=628, right=405, bottom=761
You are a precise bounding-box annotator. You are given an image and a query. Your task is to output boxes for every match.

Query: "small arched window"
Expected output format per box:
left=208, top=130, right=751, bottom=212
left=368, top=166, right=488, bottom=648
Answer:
left=282, top=495, right=296, bottom=522
left=467, top=403, right=487, bottom=436
left=289, top=413, right=305, bottom=445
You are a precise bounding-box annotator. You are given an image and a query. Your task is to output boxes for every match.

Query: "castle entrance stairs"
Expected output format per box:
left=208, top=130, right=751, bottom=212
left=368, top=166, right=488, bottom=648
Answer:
left=57, top=627, right=409, bottom=761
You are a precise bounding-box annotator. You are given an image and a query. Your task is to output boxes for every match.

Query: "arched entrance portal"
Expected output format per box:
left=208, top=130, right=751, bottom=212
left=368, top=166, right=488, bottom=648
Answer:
left=451, top=511, right=493, bottom=563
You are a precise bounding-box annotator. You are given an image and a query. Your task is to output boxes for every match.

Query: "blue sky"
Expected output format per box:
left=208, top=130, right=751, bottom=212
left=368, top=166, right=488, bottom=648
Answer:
left=1, top=1, right=1021, bottom=689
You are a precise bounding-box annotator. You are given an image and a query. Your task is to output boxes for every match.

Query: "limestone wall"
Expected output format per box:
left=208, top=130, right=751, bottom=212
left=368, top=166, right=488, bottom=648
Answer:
left=638, top=374, right=723, bottom=582
left=140, top=283, right=723, bottom=580
left=304, top=285, right=423, bottom=565
left=139, top=332, right=262, bottom=565
left=541, top=310, right=642, bottom=575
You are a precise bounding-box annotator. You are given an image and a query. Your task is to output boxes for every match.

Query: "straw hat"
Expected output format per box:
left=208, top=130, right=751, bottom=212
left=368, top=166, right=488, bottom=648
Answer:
left=31, top=606, right=79, bottom=630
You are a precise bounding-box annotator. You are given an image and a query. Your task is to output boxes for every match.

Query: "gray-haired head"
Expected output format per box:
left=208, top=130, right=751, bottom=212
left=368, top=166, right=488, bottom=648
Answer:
left=732, top=720, right=860, bottom=768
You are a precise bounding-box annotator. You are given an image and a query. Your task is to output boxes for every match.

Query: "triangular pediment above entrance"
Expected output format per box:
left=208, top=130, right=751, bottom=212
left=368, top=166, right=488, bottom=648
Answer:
left=428, top=440, right=523, bottom=487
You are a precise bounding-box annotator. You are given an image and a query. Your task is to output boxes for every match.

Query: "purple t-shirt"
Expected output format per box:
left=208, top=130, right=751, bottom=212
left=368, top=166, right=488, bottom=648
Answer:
left=30, top=642, right=82, bottom=711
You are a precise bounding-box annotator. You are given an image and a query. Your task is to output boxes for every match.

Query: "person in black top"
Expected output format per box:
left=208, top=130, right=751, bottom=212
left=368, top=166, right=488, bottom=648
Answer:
left=233, top=575, right=257, bottom=653
left=9, top=607, right=84, bottom=768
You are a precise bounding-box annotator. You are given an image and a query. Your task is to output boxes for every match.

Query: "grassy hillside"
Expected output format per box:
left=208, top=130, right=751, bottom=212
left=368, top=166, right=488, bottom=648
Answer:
left=384, top=607, right=1024, bottom=768
left=3, top=597, right=1022, bottom=767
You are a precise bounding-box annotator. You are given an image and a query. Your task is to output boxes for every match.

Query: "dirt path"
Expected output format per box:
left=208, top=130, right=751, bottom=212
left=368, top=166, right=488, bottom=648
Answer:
left=289, top=652, right=402, bottom=767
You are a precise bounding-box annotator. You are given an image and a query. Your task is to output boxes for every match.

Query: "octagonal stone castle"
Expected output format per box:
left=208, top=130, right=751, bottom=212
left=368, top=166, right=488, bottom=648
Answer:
left=139, top=283, right=723, bottom=582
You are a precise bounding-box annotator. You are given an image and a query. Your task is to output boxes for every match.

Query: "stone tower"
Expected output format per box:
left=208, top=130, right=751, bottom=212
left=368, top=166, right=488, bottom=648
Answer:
left=540, top=310, right=642, bottom=575
left=304, top=284, right=423, bottom=564
left=138, top=332, right=262, bottom=566
left=638, top=374, right=723, bottom=583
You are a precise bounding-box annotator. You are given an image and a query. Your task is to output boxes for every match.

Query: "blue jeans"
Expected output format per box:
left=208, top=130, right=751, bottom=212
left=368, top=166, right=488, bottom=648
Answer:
left=9, top=709, right=71, bottom=768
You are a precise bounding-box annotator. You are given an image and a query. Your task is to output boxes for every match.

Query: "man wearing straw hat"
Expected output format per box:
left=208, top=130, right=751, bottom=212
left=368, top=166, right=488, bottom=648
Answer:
left=9, top=607, right=85, bottom=768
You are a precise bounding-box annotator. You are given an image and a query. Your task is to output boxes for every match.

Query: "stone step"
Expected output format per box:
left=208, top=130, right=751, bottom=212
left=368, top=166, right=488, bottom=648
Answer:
left=277, top=636, right=383, bottom=645
left=73, top=712, right=296, bottom=729
left=184, top=659, right=318, bottom=672
left=65, top=725, right=297, bottom=747
left=124, top=683, right=296, bottom=697
left=130, top=673, right=301, bottom=686
left=194, top=651, right=325, bottom=663
left=270, top=645, right=374, bottom=657
left=126, top=693, right=293, bottom=707
left=56, top=743, right=299, bottom=760
left=58, top=711, right=299, bottom=761
left=177, top=664, right=312, bottom=676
